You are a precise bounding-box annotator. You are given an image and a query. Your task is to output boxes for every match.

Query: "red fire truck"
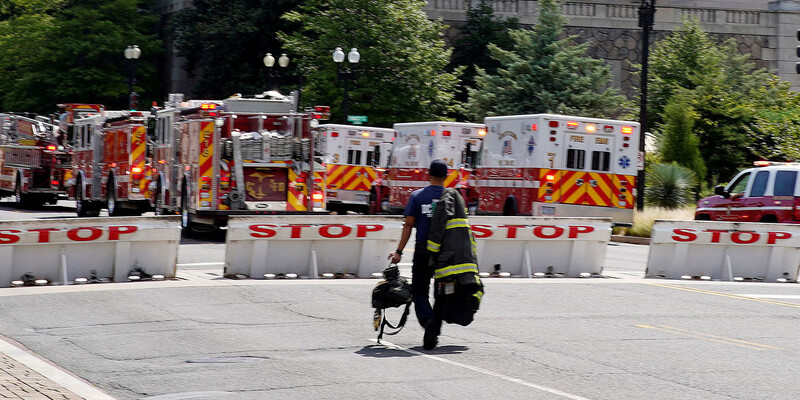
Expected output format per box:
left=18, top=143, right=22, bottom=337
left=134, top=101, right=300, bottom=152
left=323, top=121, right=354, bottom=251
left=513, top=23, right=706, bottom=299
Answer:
left=148, top=93, right=328, bottom=231
left=0, top=113, right=71, bottom=207
left=314, top=124, right=394, bottom=214
left=475, top=114, right=641, bottom=224
left=68, top=109, right=151, bottom=217
left=377, top=121, right=486, bottom=214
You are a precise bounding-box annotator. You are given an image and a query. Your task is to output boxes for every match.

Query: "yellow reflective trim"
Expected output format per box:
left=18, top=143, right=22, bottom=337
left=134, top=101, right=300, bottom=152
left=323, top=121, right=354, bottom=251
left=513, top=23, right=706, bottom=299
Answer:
left=434, top=263, right=479, bottom=279
left=446, top=218, right=470, bottom=229
left=474, top=291, right=483, bottom=301
left=427, top=240, right=441, bottom=252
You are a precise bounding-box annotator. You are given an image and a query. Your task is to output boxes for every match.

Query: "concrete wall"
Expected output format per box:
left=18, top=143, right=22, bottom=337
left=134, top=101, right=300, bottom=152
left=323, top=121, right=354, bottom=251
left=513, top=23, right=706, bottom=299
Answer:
left=425, top=0, right=800, bottom=95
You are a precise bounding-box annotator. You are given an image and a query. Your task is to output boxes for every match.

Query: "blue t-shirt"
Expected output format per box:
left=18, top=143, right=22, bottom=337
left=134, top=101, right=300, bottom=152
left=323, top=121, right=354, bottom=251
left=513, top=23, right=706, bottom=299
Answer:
left=404, top=185, right=444, bottom=243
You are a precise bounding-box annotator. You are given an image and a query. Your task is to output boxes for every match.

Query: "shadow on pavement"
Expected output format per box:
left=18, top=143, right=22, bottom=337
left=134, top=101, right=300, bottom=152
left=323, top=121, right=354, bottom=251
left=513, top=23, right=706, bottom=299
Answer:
left=357, top=344, right=469, bottom=358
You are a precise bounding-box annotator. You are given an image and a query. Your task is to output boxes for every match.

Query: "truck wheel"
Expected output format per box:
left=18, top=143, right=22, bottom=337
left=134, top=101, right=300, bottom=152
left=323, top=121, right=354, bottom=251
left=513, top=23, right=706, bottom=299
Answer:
left=13, top=181, right=24, bottom=209
left=154, top=184, right=165, bottom=216
left=76, top=180, right=99, bottom=217
left=180, top=186, right=191, bottom=230
left=502, top=197, right=517, bottom=216
left=107, top=180, right=121, bottom=216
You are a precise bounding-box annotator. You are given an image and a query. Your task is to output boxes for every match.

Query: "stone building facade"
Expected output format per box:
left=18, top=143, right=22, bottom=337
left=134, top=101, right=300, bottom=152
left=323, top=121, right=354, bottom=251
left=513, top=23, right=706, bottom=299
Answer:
left=425, top=0, right=800, bottom=97
left=156, top=0, right=800, bottom=97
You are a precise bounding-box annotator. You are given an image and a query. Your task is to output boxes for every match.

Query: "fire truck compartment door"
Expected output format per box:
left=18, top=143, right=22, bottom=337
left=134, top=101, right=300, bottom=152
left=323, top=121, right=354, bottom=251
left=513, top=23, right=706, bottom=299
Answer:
left=243, top=168, right=288, bottom=202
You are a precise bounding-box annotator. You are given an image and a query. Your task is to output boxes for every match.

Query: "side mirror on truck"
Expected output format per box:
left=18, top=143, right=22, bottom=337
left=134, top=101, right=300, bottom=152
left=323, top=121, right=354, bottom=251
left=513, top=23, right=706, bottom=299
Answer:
left=714, top=185, right=730, bottom=199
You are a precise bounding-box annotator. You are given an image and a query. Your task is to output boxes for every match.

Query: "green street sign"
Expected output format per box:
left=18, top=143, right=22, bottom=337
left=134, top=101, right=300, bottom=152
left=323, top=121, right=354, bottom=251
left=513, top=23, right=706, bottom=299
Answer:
left=347, top=115, right=368, bottom=125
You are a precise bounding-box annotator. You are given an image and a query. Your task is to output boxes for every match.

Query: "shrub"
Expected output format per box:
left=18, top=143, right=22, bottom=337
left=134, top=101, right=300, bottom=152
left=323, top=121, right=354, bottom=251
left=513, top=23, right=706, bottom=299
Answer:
left=645, top=162, right=698, bottom=209
left=626, top=206, right=696, bottom=237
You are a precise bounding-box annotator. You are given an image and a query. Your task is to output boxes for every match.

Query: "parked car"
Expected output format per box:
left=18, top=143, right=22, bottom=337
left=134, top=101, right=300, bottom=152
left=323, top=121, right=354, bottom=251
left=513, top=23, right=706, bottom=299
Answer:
left=695, top=162, right=800, bottom=223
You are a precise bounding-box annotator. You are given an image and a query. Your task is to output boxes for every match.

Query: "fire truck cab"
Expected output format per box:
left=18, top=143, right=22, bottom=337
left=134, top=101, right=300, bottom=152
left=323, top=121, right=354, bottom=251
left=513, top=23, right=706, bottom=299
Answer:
left=478, top=114, right=641, bottom=225
left=315, top=124, right=394, bottom=214
left=0, top=113, right=70, bottom=207
left=696, top=162, right=800, bottom=223
left=382, top=121, right=486, bottom=214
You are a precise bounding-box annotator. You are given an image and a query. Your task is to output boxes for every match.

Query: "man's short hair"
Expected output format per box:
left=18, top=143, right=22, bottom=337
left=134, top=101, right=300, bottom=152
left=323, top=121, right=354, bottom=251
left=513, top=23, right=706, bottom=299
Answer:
left=429, top=159, right=448, bottom=178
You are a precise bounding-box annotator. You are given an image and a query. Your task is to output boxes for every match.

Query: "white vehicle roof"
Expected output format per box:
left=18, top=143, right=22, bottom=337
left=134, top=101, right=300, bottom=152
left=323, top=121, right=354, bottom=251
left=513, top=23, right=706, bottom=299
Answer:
left=484, top=113, right=640, bottom=127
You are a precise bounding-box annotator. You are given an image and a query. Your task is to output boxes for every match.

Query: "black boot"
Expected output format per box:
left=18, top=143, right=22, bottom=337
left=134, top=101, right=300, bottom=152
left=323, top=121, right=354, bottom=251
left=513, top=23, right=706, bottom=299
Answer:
left=423, top=318, right=441, bottom=350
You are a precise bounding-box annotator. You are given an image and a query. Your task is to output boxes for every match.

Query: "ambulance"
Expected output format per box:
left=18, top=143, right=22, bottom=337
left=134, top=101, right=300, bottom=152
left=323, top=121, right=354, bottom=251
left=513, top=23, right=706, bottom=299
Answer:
left=380, top=121, right=486, bottom=214
left=315, top=124, right=394, bottom=214
left=476, top=114, right=641, bottom=225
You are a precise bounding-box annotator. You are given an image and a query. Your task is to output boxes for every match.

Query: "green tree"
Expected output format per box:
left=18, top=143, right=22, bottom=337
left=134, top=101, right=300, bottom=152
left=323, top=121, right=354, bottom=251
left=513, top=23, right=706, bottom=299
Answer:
left=465, top=0, right=630, bottom=120
left=170, top=0, right=299, bottom=99
left=280, top=0, right=462, bottom=126
left=451, top=0, right=518, bottom=106
left=648, top=18, right=797, bottom=186
left=658, top=97, right=705, bottom=183
left=0, top=0, right=161, bottom=113
left=645, top=162, right=698, bottom=209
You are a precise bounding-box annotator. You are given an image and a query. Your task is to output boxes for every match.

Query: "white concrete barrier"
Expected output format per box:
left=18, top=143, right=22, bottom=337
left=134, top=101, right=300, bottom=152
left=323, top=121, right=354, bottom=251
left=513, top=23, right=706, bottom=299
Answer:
left=225, top=216, right=404, bottom=278
left=646, top=220, right=800, bottom=282
left=224, top=215, right=611, bottom=279
left=471, top=216, right=612, bottom=277
left=0, top=217, right=181, bottom=287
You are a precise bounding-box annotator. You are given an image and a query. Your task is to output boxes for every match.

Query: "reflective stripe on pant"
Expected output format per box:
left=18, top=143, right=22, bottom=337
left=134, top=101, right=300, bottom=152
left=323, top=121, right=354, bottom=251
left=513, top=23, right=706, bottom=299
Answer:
left=412, top=242, right=434, bottom=328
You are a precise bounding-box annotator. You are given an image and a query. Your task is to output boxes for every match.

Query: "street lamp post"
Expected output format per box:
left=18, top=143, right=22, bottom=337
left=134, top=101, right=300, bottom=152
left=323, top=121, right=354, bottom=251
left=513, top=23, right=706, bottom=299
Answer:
left=332, top=47, right=360, bottom=124
left=637, top=0, right=656, bottom=211
left=263, top=52, right=290, bottom=90
left=123, top=45, right=142, bottom=110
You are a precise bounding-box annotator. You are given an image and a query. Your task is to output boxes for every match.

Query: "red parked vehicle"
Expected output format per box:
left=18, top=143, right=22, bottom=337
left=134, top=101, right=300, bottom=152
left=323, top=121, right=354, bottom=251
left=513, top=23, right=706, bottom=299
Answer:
left=695, top=162, right=800, bottom=223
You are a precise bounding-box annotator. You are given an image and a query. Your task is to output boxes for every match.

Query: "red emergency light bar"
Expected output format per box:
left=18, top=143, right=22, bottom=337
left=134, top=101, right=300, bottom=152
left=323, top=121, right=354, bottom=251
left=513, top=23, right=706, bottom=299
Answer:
left=331, top=131, right=339, bottom=137
left=531, top=124, right=537, bottom=131
left=430, top=130, right=436, bottom=136
left=200, top=103, right=217, bottom=110
left=549, top=121, right=559, bottom=128
left=46, top=145, right=57, bottom=151
left=566, top=122, right=579, bottom=130
left=621, top=126, right=634, bottom=134
left=131, top=167, right=143, bottom=173
left=443, top=130, right=451, bottom=137
left=603, top=125, right=614, bottom=133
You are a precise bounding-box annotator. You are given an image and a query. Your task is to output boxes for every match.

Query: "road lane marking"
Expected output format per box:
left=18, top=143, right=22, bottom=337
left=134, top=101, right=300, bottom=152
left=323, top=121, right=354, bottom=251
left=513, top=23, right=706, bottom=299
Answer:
left=0, top=335, right=116, bottom=399
left=635, top=325, right=780, bottom=351
left=739, top=294, right=800, bottom=300
left=646, top=283, right=800, bottom=308
left=371, top=339, right=593, bottom=400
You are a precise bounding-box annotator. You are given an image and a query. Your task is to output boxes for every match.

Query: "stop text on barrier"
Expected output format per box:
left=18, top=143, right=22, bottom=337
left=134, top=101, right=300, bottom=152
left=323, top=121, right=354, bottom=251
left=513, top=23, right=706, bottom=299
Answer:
left=0, top=225, right=138, bottom=244
left=249, top=224, right=384, bottom=238
left=471, top=224, right=595, bottom=239
left=671, top=228, right=792, bottom=244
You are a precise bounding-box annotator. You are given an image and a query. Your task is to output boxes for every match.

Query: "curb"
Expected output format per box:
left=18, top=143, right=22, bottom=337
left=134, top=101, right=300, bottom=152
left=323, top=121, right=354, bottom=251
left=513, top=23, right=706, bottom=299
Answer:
left=611, top=235, right=650, bottom=245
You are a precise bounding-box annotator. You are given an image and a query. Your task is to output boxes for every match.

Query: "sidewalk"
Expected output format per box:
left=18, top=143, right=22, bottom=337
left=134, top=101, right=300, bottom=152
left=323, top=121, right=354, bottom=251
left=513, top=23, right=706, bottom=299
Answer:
left=0, top=352, right=84, bottom=400
left=0, top=336, right=114, bottom=400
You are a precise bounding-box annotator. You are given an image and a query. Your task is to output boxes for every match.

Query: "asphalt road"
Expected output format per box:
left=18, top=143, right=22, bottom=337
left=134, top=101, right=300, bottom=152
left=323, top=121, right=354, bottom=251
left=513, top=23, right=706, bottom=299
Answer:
left=2, top=202, right=800, bottom=400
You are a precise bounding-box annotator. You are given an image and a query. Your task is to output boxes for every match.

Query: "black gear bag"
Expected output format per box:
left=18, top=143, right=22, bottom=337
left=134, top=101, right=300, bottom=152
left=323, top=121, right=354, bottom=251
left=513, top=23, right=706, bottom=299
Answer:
left=371, top=264, right=412, bottom=342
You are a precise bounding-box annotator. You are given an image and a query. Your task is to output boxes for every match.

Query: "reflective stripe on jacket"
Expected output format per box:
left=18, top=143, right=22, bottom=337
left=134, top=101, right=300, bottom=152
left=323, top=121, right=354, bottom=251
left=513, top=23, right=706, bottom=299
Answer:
left=427, top=188, right=479, bottom=277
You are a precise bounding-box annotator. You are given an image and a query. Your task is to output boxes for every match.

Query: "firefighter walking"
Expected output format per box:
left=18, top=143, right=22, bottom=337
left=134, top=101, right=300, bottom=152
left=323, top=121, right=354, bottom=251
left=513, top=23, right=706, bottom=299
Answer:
left=388, top=159, right=451, bottom=349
